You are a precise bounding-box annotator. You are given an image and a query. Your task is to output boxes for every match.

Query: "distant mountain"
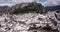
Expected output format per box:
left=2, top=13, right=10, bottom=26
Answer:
left=45, top=5, right=60, bottom=11
left=0, top=6, right=10, bottom=13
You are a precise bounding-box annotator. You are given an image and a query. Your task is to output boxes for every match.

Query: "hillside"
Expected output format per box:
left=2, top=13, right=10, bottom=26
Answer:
left=0, top=6, right=10, bottom=13
left=45, top=5, right=60, bottom=11
left=9, top=2, right=46, bottom=14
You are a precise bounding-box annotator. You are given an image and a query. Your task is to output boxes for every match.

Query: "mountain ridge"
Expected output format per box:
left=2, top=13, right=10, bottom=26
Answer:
left=45, top=5, right=60, bottom=11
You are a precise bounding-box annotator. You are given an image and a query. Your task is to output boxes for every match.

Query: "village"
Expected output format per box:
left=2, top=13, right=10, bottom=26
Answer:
left=0, top=11, right=59, bottom=32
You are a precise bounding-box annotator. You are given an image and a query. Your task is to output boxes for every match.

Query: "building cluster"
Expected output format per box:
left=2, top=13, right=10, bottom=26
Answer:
left=0, top=13, right=59, bottom=32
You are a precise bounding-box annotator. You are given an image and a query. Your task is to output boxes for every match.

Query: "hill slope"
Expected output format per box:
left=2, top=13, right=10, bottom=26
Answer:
left=9, top=2, right=46, bottom=14
left=0, top=6, right=10, bottom=13
left=45, top=5, right=60, bottom=11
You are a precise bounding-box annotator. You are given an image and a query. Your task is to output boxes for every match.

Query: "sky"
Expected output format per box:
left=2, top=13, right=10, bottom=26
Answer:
left=0, top=0, right=60, bottom=6
left=44, top=0, right=60, bottom=6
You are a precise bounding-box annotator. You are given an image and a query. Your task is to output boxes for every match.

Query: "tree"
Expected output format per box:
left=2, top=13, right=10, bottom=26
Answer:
left=29, top=24, right=37, bottom=30
left=42, top=24, right=52, bottom=30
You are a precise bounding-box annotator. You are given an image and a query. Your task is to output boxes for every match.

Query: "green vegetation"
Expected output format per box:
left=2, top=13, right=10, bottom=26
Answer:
left=11, top=2, right=46, bottom=14
left=42, top=24, right=52, bottom=30
left=28, top=24, right=58, bottom=32
left=28, top=24, right=42, bottom=32
left=0, top=13, right=3, bottom=16
left=28, top=24, right=42, bottom=31
left=28, top=24, right=37, bottom=30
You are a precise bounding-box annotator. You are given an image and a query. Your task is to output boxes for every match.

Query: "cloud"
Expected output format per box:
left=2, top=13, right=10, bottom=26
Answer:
left=0, top=0, right=34, bottom=6
left=44, top=0, right=60, bottom=6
